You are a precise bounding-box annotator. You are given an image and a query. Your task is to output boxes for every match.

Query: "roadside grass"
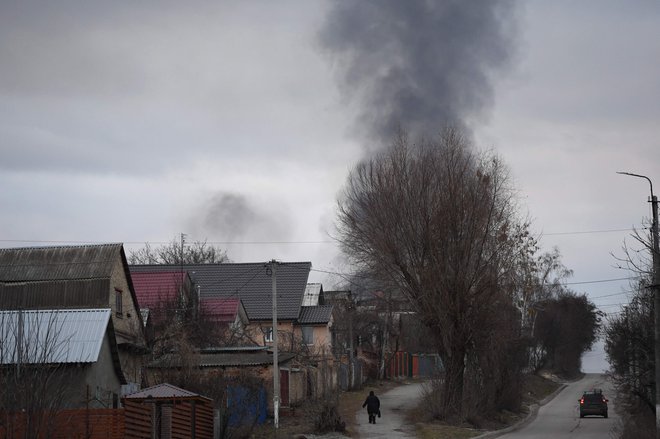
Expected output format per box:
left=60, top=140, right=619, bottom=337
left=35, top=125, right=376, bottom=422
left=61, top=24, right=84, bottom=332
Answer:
left=407, top=373, right=560, bottom=438
left=523, top=373, right=561, bottom=404
left=416, top=424, right=482, bottom=439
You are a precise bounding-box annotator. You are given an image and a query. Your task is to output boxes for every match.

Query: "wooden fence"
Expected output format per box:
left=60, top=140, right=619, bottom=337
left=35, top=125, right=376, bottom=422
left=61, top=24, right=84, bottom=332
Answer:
left=123, top=399, right=214, bottom=439
left=0, top=408, right=124, bottom=439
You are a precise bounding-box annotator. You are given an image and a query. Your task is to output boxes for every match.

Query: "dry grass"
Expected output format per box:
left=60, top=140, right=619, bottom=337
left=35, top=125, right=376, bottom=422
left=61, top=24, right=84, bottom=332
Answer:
left=250, top=380, right=404, bottom=438
left=416, top=424, right=482, bottom=439
left=408, top=373, right=560, bottom=438
left=523, top=373, right=561, bottom=404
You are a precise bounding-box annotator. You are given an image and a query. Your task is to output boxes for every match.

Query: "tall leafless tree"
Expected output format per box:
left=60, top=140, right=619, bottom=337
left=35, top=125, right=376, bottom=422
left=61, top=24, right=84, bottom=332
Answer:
left=336, top=128, right=529, bottom=418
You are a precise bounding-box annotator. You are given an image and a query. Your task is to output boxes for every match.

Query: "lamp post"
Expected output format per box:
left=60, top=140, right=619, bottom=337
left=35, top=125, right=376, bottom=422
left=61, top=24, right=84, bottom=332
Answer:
left=617, top=171, right=660, bottom=438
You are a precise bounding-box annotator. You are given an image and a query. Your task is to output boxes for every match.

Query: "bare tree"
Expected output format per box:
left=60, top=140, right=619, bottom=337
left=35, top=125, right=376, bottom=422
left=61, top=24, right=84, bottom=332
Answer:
left=336, top=128, right=529, bottom=419
left=0, top=310, right=76, bottom=439
left=129, top=238, right=230, bottom=265
left=606, top=275, right=656, bottom=438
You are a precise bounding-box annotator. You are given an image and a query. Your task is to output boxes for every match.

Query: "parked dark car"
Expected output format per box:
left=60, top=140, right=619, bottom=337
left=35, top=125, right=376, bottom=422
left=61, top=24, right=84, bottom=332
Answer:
left=579, top=389, right=608, bottom=418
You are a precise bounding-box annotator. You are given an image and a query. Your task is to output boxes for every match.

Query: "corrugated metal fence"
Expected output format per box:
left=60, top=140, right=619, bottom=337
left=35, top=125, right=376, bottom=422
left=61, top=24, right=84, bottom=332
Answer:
left=386, top=352, right=442, bottom=379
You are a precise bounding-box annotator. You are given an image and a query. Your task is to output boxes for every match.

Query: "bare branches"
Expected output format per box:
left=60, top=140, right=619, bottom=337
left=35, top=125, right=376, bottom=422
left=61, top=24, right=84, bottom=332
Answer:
left=336, top=127, right=528, bottom=419
left=128, top=239, right=230, bottom=265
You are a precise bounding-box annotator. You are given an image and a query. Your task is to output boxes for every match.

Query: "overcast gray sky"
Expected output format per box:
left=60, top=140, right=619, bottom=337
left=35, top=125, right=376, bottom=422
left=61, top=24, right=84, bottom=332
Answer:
left=1, top=1, right=659, bottom=372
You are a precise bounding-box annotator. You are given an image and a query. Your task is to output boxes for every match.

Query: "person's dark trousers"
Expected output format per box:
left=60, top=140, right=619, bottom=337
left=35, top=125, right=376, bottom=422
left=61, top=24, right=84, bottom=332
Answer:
left=368, top=413, right=376, bottom=424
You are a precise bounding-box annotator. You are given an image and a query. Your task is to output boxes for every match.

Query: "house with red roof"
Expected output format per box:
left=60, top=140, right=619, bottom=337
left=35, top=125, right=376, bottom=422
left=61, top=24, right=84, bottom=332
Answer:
left=130, top=270, right=249, bottom=347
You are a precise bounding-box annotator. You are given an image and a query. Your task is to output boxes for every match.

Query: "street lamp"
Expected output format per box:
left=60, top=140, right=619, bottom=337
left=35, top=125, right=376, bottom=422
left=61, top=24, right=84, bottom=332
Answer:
left=617, top=171, right=660, bottom=438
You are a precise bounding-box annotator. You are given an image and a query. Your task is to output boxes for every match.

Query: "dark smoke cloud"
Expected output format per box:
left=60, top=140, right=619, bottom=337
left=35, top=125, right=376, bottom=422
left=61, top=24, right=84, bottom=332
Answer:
left=192, top=192, right=292, bottom=243
left=318, top=0, right=518, bottom=144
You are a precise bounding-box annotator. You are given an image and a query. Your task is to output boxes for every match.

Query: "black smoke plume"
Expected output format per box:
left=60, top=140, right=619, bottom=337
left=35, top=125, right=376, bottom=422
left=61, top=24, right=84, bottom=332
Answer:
left=319, top=0, right=518, bottom=144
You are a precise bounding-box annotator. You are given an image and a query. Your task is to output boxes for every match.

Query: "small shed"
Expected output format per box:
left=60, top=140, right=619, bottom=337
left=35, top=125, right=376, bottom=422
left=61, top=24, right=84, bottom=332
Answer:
left=123, top=383, right=214, bottom=439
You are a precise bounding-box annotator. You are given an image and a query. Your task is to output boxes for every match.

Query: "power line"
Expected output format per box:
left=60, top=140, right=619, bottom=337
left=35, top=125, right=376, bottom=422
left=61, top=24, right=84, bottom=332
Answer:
left=543, top=227, right=642, bottom=236
left=0, top=225, right=647, bottom=246
left=589, top=289, right=636, bottom=300
left=308, top=266, right=641, bottom=290
left=0, top=238, right=336, bottom=246
left=562, top=276, right=639, bottom=286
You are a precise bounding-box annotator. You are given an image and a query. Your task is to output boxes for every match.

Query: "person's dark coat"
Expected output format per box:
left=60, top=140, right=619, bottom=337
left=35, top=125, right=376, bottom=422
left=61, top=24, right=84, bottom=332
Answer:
left=362, top=391, right=380, bottom=415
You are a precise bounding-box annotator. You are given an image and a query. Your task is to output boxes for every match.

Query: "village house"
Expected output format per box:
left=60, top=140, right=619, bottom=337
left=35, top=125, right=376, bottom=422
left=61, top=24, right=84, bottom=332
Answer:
left=130, top=262, right=332, bottom=355
left=130, top=262, right=336, bottom=407
left=0, top=244, right=148, bottom=392
left=0, top=308, right=125, bottom=409
left=129, top=270, right=250, bottom=348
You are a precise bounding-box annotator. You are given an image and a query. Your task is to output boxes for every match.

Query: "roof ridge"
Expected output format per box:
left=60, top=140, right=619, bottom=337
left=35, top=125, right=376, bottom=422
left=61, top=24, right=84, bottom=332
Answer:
left=0, top=243, right=122, bottom=251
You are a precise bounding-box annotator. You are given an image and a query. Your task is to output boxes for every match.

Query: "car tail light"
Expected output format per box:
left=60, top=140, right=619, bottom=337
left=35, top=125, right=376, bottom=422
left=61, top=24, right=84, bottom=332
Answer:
left=580, top=398, right=584, bottom=404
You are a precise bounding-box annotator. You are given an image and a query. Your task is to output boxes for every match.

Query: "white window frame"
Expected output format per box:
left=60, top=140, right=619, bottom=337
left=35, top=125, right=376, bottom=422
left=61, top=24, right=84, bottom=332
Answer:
left=301, top=326, right=314, bottom=345
left=264, top=326, right=273, bottom=343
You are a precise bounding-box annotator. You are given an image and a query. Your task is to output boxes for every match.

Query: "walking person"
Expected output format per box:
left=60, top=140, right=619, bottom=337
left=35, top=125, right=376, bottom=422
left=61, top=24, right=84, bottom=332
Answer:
left=362, top=390, right=381, bottom=424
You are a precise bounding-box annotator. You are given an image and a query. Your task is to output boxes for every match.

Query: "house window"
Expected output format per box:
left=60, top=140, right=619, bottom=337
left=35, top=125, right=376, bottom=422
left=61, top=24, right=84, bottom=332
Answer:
left=115, top=288, right=123, bottom=317
left=301, top=326, right=314, bottom=345
left=264, top=327, right=273, bottom=343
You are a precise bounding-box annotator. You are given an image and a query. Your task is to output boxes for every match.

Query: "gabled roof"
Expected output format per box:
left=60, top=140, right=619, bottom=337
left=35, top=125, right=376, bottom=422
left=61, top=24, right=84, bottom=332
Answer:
left=130, top=270, right=187, bottom=310
left=124, top=383, right=210, bottom=401
left=0, top=309, right=124, bottom=381
left=0, top=245, right=144, bottom=333
left=130, top=262, right=311, bottom=321
left=201, top=297, right=246, bottom=323
left=297, top=305, right=333, bottom=325
left=0, top=244, right=122, bottom=281
left=302, top=283, right=323, bottom=307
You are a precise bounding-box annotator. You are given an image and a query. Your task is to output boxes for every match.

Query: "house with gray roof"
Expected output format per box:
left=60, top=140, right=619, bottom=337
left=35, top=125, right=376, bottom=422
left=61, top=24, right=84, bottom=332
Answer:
left=0, top=244, right=147, bottom=389
left=132, top=264, right=333, bottom=354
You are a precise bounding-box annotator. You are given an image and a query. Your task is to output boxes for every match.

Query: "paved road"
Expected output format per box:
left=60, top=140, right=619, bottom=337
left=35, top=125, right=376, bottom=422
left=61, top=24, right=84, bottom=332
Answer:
left=498, top=373, right=617, bottom=439
left=355, top=382, right=425, bottom=438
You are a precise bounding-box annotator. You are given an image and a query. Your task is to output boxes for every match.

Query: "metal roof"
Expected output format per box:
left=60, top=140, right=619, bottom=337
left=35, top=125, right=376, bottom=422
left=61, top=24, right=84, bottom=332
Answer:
left=197, top=352, right=295, bottom=367
left=148, top=352, right=295, bottom=368
left=124, top=383, right=210, bottom=401
left=0, top=244, right=122, bottom=281
left=0, top=308, right=111, bottom=364
left=130, top=262, right=311, bottom=321
left=201, top=297, right=241, bottom=323
left=297, top=305, right=334, bottom=325
left=302, top=283, right=323, bottom=306
left=130, top=271, right=187, bottom=310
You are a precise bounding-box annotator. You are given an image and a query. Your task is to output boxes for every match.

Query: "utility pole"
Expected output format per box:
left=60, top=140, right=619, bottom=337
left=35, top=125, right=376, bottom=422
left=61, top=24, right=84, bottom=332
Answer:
left=348, top=292, right=355, bottom=390
left=617, top=171, right=660, bottom=438
left=269, top=260, right=280, bottom=432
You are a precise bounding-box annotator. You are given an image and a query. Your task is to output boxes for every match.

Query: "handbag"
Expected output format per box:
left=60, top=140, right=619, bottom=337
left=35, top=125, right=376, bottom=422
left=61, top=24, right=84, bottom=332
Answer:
left=378, top=410, right=381, bottom=418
